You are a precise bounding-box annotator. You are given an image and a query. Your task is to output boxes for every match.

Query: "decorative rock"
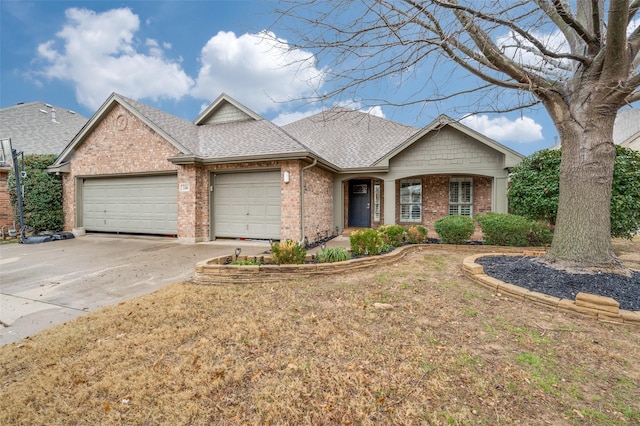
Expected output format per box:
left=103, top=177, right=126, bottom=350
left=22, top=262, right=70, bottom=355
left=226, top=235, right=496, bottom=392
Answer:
left=373, top=303, right=394, bottom=310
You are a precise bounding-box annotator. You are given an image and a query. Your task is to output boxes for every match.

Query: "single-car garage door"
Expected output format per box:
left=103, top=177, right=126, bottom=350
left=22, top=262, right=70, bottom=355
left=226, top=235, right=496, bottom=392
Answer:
left=82, top=175, right=178, bottom=235
left=213, top=171, right=281, bottom=240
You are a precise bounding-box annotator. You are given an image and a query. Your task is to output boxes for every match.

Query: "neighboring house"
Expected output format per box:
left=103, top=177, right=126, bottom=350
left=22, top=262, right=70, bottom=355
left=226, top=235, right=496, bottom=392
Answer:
left=613, top=109, right=640, bottom=151
left=48, top=92, right=523, bottom=244
left=0, top=102, right=88, bottom=230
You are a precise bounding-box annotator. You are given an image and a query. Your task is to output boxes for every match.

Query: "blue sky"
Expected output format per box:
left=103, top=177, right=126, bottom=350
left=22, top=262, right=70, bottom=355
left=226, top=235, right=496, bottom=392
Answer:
left=1, top=1, right=559, bottom=156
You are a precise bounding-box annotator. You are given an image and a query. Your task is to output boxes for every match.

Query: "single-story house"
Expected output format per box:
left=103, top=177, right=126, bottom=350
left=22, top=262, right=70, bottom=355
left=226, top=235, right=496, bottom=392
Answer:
left=48, top=92, right=523, bottom=244
left=0, top=102, right=88, bottom=230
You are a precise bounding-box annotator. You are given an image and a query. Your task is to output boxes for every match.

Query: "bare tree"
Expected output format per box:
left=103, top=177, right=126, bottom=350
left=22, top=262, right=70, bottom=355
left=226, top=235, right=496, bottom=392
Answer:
left=276, top=0, right=640, bottom=273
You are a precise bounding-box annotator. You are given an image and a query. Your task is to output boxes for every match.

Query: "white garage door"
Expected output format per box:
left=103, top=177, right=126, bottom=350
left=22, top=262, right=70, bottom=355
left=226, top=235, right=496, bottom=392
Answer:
left=82, top=175, right=178, bottom=235
left=213, top=171, right=281, bottom=240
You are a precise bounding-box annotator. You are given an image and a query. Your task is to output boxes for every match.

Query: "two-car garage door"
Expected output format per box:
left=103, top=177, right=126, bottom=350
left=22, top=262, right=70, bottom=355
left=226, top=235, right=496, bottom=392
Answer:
left=212, top=171, right=281, bottom=240
left=80, top=171, right=282, bottom=240
left=81, top=175, right=178, bottom=235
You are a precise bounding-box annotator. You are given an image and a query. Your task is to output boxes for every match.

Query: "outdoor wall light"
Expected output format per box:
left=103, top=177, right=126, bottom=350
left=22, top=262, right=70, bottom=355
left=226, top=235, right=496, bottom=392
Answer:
left=283, top=171, right=290, bottom=184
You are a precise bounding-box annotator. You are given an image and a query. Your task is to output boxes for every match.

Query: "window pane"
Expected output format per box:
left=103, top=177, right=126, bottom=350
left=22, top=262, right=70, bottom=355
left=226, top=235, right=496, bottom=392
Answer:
left=400, top=179, right=421, bottom=222
left=449, top=182, right=458, bottom=203
left=460, top=181, right=471, bottom=202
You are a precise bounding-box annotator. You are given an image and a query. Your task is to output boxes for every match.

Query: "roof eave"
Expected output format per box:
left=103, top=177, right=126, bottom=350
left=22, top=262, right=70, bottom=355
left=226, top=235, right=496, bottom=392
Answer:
left=46, top=161, right=70, bottom=174
left=168, top=152, right=339, bottom=171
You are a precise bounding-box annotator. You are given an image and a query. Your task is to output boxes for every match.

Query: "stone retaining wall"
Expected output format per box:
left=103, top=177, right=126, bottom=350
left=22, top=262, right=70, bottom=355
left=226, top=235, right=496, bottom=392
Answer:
left=463, top=253, right=640, bottom=326
left=194, top=245, right=419, bottom=285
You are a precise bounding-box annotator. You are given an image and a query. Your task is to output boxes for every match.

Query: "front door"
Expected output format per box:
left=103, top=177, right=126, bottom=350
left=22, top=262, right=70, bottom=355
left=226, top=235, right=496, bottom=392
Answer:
left=348, top=180, right=371, bottom=227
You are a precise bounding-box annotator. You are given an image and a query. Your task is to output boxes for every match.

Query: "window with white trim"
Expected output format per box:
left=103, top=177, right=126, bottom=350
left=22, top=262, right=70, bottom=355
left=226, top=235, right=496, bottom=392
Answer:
left=400, top=179, right=422, bottom=222
left=449, top=178, right=473, bottom=216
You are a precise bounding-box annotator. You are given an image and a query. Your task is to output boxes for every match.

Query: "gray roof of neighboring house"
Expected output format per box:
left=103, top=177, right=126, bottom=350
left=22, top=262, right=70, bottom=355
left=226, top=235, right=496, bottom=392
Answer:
left=0, top=102, right=89, bottom=155
left=282, top=107, right=419, bottom=169
left=613, top=109, right=640, bottom=148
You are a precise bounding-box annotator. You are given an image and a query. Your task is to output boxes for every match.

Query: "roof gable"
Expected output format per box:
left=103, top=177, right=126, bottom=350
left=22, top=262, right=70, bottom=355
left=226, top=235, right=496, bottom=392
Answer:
left=194, top=93, right=263, bottom=125
left=53, top=93, right=196, bottom=166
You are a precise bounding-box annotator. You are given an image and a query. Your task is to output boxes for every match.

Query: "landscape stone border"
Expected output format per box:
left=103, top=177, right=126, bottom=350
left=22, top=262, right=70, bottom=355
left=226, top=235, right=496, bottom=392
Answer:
left=193, top=245, right=639, bottom=326
left=194, top=245, right=420, bottom=285
left=463, top=253, right=640, bottom=326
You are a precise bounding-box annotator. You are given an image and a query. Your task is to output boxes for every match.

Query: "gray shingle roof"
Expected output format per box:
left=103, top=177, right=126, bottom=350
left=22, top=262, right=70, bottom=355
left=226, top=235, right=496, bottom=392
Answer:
left=196, top=119, right=309, bottom=159
left=282, top=107, right=419, bottom=168
left=0, top=102, right=88, bottom=155
left=117, top=94, right=311, bottom=160
left=116, top=95, right=199, bottom=153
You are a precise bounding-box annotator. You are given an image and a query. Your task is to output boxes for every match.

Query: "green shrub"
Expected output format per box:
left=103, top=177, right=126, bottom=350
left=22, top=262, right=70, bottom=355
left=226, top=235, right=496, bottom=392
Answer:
left=476, top=213, right=553, bottom=246
left=349, top=228, right=384, bottom=256
left=8, top=154, right=63, bottom=233
left=526, top=222, right=554, bottom=247
left=434, top=215, right=475, bottom=244
left=405, top=225, right=428, bottom=244
left=377, top=224, right=406, bottom=247
left=508, top=146, right=640, bottom=239
left=315, top=247, right=352, bottom=263
left=271, top=240, right=307, bottom=264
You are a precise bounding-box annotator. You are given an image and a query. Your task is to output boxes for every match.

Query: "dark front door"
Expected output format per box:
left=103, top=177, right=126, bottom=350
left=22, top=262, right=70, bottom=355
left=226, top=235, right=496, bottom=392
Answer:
left=348, top=180, right=371, bottom=227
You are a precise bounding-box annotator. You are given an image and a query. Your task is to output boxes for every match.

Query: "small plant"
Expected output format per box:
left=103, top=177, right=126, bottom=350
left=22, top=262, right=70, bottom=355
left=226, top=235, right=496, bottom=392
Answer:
left=406, top=225, right=428, bottom=244
left=349, top=228, right=384, bottom=256
left=377, top=224, right=406, bottom=247
left=434, top=215, right=475, bottom=244
left=315, top=247, right=352, bottom=263
left=271, top=240, right=307, bottom=264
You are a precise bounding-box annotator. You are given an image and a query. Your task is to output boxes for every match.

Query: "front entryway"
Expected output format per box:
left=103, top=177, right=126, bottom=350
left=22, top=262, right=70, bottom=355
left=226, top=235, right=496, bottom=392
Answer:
left=348, top=179, right=371, bottom=227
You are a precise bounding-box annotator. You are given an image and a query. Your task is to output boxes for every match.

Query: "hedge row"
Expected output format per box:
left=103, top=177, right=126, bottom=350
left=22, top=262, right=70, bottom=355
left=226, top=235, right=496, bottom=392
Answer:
left=350, top=213, right=552, bottom=249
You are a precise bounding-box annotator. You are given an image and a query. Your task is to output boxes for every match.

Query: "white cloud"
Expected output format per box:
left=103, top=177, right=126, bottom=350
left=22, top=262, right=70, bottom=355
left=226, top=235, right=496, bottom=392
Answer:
left=496, top=29, right=570, bottom=79
left=461, top=114, right=543, bottom=143
left=191, top=30, right=325, bottom=114
left=36, top=7, right=193, bottom=110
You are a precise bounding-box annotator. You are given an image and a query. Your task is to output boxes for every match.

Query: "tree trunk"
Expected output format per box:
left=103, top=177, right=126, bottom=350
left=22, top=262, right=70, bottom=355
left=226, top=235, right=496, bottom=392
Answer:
left=543, top=107, right=623, bottom=272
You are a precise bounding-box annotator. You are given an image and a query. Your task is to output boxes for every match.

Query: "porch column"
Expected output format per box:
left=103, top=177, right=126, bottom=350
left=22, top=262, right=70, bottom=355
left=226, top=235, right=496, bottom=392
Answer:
left=383, top=179, right=396, bottom=225
left=493, top=176, right=509, bottom=213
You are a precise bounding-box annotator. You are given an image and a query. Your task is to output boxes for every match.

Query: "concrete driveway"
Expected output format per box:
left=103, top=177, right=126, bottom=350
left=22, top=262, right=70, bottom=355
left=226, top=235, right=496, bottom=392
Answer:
left=0, top=234, right=270, bottom=346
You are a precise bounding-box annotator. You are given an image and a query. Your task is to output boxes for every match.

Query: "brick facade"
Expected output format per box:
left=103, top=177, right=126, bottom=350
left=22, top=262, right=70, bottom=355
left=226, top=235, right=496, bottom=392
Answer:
left=0, top=169, right=13, bottom=230
left=61, top=105, right=180, bottom=233
left=301, top=165, right=334, bottom=243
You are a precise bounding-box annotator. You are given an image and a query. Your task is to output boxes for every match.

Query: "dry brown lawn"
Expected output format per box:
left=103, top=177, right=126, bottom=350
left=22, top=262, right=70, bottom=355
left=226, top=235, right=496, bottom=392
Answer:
left=1, top=241, right=639, bottom=425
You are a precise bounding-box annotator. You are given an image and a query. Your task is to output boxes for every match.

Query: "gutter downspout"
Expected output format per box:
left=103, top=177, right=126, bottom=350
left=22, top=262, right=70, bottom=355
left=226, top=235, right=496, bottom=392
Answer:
left=299, top=158, right=317, bottom=246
